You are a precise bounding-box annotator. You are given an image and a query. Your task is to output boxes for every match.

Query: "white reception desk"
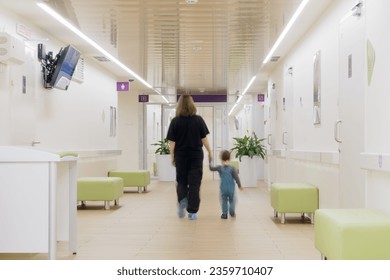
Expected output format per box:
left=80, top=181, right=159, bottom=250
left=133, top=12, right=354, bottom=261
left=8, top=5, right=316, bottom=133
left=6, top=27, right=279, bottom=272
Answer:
left=0, top=146, right=78, bottom=259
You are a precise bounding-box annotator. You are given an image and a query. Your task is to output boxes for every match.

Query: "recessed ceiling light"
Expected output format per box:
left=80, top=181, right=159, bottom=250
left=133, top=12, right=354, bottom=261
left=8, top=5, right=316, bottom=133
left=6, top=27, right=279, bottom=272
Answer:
left=186, top=0, right=198, bottom=4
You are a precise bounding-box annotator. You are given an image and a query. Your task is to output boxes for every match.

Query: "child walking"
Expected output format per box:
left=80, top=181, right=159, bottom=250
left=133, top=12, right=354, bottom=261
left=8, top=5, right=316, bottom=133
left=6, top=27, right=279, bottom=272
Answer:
left=209, top=150, right=243, bottom=219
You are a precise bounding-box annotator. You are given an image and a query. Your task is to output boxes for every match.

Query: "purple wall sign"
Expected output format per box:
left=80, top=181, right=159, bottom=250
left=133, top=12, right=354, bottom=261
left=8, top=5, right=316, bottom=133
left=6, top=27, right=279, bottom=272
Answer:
left=138, top=94, right=149, bottom=102
left=176, top=94, right=227, bottom=102
left=258, top=94, right=265, bottom=102
left=116, top=82, right=129, bottom=91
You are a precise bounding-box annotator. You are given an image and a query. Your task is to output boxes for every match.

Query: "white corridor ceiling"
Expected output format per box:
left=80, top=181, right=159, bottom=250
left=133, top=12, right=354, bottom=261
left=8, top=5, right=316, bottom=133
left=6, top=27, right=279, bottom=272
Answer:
left=0, top=0, right=333, bottom=103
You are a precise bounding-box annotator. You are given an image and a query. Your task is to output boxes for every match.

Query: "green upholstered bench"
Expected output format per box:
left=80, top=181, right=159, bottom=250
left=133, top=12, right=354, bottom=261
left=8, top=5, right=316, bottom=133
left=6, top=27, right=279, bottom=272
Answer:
left=271, top=182, right=319, bottom=224
left=314, top=208, right=390, bottom=260
left=77, top=177, right=124, bottom=210
left=108, top=170, right=150, bottom=193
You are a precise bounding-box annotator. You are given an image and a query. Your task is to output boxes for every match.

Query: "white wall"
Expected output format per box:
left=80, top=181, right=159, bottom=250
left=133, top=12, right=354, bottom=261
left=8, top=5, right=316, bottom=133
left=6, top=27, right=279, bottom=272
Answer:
left=116, top=87, right=141, bottom=170
left=264, top=0, right=390, bottom=212
left=229, top=94, right=265, bottom=180
left=284, top=2, right=344, bottom=152
left=34, top=60, right=118, bottom=150
left=264, top=0, right=354, bottom=208
left=364, top=0, right=390, bottom=212
left=365, top=0, right=390, bottom=154
left=0, top=9, right=120, bottom=177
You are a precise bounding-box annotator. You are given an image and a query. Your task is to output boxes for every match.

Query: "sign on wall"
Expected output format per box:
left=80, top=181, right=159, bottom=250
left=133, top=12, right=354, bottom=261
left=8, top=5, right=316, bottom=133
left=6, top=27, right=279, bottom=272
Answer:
left=138, top=94, right=149, bottom=102
left=116, top=82, right=129, bottom=91
left=258, top=94, right=265, bottom=102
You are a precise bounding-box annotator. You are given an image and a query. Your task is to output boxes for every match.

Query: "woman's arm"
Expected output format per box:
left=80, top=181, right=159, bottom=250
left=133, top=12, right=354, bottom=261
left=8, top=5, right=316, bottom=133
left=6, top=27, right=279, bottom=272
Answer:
left=168, top=140, right=175, bottom=166
left=209, top=163, right=220, bottom=172
left=201, top=136, right=213, bottom=162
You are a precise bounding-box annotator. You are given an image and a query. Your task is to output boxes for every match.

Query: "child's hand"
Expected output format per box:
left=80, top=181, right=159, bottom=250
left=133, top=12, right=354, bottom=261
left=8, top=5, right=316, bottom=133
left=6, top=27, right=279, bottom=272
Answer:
left=239, top=187, right=244, bottom=191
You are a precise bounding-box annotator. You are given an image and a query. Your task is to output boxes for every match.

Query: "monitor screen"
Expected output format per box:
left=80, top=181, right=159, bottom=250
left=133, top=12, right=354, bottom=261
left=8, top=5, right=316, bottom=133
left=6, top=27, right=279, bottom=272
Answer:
left=49, top=45, right=80, bottom=90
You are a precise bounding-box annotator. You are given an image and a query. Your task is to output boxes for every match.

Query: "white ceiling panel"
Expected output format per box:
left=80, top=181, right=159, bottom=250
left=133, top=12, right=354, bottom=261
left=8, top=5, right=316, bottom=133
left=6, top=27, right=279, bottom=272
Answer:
left=0, top=0, right=332, bottom=102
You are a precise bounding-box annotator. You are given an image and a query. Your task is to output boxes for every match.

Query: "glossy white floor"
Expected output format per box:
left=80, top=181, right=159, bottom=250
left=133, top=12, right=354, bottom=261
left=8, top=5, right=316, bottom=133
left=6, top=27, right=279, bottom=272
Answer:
left=0, top=179, right=320, bottom=260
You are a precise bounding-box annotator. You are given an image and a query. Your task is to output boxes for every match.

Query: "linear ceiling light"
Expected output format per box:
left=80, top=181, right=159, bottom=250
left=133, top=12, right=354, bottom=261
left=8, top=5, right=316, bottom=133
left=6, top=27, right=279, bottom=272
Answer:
left=263, top=0, right=310, bottom=64
left=37, top=2, right=168, bottom=102
left=228, top=103, right=239, bottom=116
left=241, top=76, right=256, bottom=96
left=161, top=96, right=169, bottom=103
left=228, top=1, right=309, bottom=115
left=228, top=0, right=310, bottom=116
left=228, top=75, right=256, bottom=116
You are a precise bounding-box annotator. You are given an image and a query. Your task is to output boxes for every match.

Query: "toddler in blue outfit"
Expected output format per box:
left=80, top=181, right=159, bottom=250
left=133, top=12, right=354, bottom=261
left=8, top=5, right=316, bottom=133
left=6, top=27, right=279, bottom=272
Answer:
left=209, top=150, right=243, bottom=219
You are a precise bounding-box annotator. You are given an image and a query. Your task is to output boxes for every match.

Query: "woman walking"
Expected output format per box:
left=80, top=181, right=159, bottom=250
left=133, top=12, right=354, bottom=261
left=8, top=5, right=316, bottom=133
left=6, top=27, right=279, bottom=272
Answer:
left=166, top=94, right=213, bottom=220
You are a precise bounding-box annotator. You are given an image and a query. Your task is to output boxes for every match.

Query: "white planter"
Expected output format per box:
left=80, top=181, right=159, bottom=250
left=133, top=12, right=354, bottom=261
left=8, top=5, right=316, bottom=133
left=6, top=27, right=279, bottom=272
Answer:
left=255, top=156, right=264, bottom=180
left=238, top=156, right=260, bottom=188
left=156, top=154, right=176, bottom=181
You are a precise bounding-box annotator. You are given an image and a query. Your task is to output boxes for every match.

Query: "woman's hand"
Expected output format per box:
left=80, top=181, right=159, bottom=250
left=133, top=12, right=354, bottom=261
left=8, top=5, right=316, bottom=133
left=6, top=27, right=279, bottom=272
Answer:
left=171, top=155, right=175, bottom=166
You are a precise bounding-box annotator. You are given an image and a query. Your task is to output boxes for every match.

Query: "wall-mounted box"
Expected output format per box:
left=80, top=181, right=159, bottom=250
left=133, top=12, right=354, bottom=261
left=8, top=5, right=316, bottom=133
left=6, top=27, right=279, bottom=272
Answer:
left=0, top=32, right=25, bottom=65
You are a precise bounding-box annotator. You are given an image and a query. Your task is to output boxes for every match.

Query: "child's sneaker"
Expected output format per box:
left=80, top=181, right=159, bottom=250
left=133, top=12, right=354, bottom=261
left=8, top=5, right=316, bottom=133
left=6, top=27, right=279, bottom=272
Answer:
left=188, top=213, right=198, bottom=220
left=221, top=213, right=228, bottom=219
left=229, top=211, right=236, bottom=218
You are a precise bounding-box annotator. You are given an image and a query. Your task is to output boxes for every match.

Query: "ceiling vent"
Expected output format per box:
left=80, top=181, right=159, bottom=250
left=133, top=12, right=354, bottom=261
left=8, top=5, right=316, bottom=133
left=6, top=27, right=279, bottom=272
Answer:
left=186, top=0, right=199, bottom=4
left=270, top=56, right=280, bottom=62
left=93, top=56, right=110, bottom=62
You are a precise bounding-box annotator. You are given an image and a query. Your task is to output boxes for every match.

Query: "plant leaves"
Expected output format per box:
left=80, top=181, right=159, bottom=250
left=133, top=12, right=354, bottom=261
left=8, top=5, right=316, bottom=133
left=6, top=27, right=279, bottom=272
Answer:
left=231, top=131, right=265, bottom=160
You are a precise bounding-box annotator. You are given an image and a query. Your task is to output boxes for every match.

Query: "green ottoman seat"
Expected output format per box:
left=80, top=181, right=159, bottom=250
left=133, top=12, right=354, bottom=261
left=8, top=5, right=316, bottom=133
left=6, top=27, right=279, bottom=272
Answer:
left=315, top=208, right=390, bottom=260
left=77, top=177, right=124, bottom=210
left=108, top=170, right=150, bottom=193
left=271, top=182, right=318, bottom=224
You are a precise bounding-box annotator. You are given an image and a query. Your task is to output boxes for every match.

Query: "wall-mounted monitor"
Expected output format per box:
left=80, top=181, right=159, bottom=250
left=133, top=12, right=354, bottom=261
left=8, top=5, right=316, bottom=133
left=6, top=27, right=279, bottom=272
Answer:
left=49, top=45, right=80, bottom=90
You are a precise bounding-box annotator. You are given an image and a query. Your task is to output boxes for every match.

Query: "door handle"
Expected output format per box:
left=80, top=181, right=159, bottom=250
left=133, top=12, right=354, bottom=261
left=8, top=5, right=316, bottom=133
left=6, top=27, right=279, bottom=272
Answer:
left=282, top=132, right=287, bottom=145
left=334, top=120, right=342, bottom=143
left=267, top=134, right=272, bottom=145
left=31, top=140, right=41, bottom=146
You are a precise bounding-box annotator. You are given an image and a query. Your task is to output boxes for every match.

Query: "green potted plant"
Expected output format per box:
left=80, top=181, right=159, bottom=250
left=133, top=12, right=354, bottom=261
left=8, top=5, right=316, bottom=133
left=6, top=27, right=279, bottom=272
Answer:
left=231, top=131, right=266, bottom=161
left=151, top=138, right=175, bottom=181
left=231, top=132, right=265, bottom=187
left=152, top=138, right=170, bottom=155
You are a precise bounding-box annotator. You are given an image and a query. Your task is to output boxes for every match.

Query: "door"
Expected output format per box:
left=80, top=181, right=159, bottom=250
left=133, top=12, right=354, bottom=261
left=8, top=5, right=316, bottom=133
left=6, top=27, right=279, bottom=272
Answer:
left=283, top=66, right=294, bottom=153
left=266, top=81, right=278, bottom=185
left=144, top=103, right=176, bottom=177
left=196, top=105, right=227, bottom=180
left=144, top=103, right=164, bottom=176
left=338, top=9, right=366, bottom=207
left=276, top=66, right=294, bottom=182
left=197, top=106, right=213, bottom=180
left=0, top=44, right=36, bottom=146
left=212, top=105, right=228, bottom=180
left=263, top=82, right=275, bottom=187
